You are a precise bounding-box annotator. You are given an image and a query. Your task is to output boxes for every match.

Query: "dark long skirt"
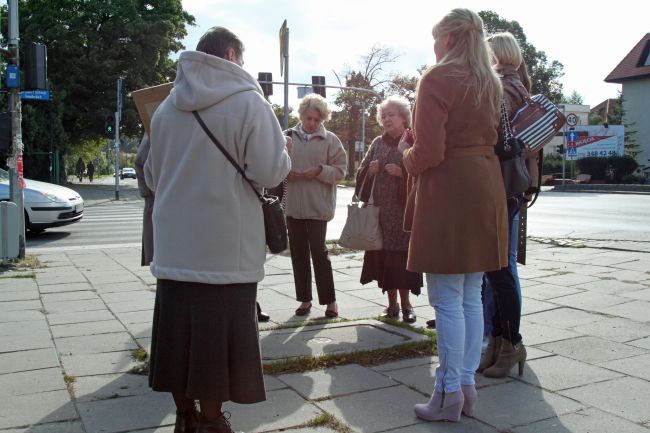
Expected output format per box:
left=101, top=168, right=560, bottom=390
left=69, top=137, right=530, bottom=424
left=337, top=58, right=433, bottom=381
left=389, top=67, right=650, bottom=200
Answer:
left=149, top=279, right=265, bottom=403
left=361, top=250, right=422, bottom=295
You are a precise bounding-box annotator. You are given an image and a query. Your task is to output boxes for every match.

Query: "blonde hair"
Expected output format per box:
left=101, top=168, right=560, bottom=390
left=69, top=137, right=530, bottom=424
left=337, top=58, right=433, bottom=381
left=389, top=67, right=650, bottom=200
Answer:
left=298, top=93, right=331, bottom=121
left=486, top=32, right=523, bottom=68
left=430, top=8, right=502, bottom=115
left=376, top=96, right=412, bottom=128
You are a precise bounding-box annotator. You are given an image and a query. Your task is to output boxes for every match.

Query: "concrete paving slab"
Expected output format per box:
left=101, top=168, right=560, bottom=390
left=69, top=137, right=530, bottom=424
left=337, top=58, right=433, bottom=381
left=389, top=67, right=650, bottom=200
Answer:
left=46, top=310, right=115, bottom=326
left=520, top=298, right=560, bottom=315
left=279, top=364, right=398, bottom=400
left=73, top=373, right=150, bottom=403
left=524, top=346, right=554, bottom=361
left=36, top=273, right=88, bottom=286
left=274, top=428, right=338, bottom=433
left=0, top=290, right=39, bottom=302
left=473, top=381, right=584, bottom=431
left=114, top=310, right=153, bottom=324
left=621, top=288, right=650, bottom=302
left=600, top=353, right=650, bottom=381
left=60, top=351, right=139, bottom=377
left=601, top=268, right=650, bottom=283
left=99, top=291, right=155, bottom=303
left=0, top=348, right=59, bottom=375
left=55, top=332, right=138, bottom=355
left=0, top=390, right=77, bottom=430
left=0, top=310, right=45, bottom=323
left=123, top=321, right=152, bottom=339
left=50, top=320, right=127, bottom=338
left=0, top=331, right=53, bottom=353
left=0, top=299, right=43, bottom=312
left=597, top=300, right=650, bottom=322
left=518, top=268, right=562, bottom=280
left=571, top=317, right=650, bottom=343
left=628, top=336, right=650, bottom=350
left=371, top=355, right=436, bottom=372
left=123, top=427, right=173, bottom=433
left=259, top=320, right=427, bottom=361
left=532, top=273, right=602, bottom=288
left=0, top=367, right=66, bottom=397
left=0, top=319, right=50, bottom=337
left=387, top=419, right=500, bottom=433
left=41, top=291, right=100, bottom=303
left=0, top=420, right=84, bottom=433
left=77, top=391, right=174, bottom=433
left=264, top=375, right=287, bottom=392
left=40, top=298, right=107, bottom=315
left=223, top=388, right=322, bottom=433
left=549, top=291, right=632, bottom=310
left=377, top=362, right=434, bottom=396
left=105, top=299, right=155, bottom=313
left=525, top=308, right=605, bottom=329
left=37, top=282, right=94, bottom=294
left=315, top=385, right=426, bottom=433
left=511, top=407, right=650, bottom=433
left=520, top=283, right=584, bottom=300
left=93, top=281, right=151, bottom=293
left=513, top=355, right=622, bottom=391
left=536, top=336, right=647, bottom=364
left=573, top=278, right=646, bottom=295
left=560, top=377, right=650, bottom=424
left=339, top=305, right=389, bottom=321
left=518, top=321, right=582, bottom=346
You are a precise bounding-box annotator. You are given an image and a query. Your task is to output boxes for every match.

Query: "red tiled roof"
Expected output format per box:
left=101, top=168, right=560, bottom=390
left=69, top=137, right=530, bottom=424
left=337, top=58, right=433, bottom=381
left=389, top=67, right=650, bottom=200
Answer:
left=605, top=33, right=650, bottom=83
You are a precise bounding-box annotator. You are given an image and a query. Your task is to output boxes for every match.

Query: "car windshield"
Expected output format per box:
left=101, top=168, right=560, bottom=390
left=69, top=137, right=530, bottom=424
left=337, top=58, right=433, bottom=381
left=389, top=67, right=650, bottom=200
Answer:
left=0, top=168, right=9, bottom=182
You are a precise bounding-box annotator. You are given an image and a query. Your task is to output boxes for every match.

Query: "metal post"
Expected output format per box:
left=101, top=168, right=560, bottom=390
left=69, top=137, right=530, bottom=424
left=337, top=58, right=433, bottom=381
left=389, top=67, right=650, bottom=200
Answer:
left=114, top=78, right=122, bottom=200
left=360, top=100, right=366, bottom=164
left=282, top=28, right=289, bottom=129
left=560, top=105, right=566, bottom=185
left=7, top=0, right=25, bottom=258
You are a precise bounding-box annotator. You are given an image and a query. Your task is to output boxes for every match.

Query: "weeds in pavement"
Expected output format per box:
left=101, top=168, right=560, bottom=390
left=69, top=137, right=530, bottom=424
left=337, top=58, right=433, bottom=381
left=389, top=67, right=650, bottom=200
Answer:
left=303, top=412, right=352, bottom=433
left=132, top=348, right=149, bottom=362
left=263, top=339, right=435, bottom=376
left=0, top=272, right=36, bottom=279
left=129, top=348, right=150, bottom=375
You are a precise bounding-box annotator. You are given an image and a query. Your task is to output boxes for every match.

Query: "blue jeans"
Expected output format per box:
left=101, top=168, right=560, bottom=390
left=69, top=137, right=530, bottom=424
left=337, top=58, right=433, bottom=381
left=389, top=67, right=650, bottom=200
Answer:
left=427, top=272, right=483, bottom=393
left=483, top=200, right=522, bottom=336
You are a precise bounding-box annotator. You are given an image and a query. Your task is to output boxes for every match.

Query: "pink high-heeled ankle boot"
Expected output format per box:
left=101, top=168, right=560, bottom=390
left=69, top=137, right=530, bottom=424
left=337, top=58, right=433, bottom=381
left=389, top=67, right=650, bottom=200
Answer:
left=414, top=390, right=464, bottom=422
left=460, top=384, right=477, bottom=417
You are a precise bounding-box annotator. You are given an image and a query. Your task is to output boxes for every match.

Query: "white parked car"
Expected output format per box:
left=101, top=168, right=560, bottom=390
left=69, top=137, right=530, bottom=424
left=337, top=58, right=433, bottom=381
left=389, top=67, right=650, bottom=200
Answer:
left=120, top=167, right=136, bottom=179
left=0, top=168, right=84, bottom=232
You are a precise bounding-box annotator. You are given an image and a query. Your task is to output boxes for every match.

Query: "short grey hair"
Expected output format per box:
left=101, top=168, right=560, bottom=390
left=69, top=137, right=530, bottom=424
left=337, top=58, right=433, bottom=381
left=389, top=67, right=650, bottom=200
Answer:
left=376, top=96, right=412, bottom=128
left=196, top=26, right=244, bottom=59
left=298, top=94, right=331, bottom=121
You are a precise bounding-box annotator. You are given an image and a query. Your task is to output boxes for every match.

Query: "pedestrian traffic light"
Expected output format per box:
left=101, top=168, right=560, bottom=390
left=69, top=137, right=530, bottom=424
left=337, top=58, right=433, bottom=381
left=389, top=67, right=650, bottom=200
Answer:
left=258, top=72, right=273, bottom=98
left=24, top=42, right=48, bottom=90
left=312, top=76, right=326, bottom=98
left=556, top=144, right=565, bottom=154
left=105, top=115, right=114, bottom=136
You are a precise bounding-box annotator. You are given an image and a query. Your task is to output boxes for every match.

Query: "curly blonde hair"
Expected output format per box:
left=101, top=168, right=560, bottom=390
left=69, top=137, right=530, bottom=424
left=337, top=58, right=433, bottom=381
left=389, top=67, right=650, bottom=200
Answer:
left=376, top=96, right=412, bottom=128
left=298, top=93, right=331, bottom=121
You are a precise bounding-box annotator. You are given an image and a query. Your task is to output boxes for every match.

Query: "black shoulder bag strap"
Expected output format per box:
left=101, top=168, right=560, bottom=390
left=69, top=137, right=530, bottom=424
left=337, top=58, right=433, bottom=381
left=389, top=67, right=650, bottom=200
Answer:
left=191, top=110, right=265, bottom=204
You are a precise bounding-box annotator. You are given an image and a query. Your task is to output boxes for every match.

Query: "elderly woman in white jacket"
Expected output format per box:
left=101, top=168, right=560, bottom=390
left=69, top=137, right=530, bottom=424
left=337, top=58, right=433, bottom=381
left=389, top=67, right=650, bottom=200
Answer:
left=284, top=93, right=347, bottom=319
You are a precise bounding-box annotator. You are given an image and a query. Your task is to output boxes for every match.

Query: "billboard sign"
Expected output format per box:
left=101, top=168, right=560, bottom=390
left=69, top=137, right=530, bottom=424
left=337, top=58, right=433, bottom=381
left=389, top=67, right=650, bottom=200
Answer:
left=565, top=125, right=624, bottom=161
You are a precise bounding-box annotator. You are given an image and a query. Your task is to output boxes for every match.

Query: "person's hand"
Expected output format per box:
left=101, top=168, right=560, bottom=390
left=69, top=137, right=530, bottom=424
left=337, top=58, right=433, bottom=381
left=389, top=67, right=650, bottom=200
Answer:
left=397, top=136, right=411, bottom=154
left=302, top=165, right=322, bottom=180
left=287, top=170, right=302, bottom=181
left=285, top=135, right=293, bottom=154
left=368, top=159, right=380, bottom=175
left=384, top=163, right=402, bottom=177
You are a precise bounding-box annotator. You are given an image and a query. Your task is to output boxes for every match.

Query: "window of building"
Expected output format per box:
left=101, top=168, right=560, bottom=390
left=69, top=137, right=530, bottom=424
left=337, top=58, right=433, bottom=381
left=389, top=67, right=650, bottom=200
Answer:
left=639, top=41, right=650, bottom=67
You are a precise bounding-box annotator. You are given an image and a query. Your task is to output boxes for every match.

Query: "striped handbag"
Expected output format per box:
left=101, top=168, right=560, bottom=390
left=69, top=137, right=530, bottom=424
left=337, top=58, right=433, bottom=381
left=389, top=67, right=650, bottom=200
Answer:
left=511, top=93, right=566, bottom=152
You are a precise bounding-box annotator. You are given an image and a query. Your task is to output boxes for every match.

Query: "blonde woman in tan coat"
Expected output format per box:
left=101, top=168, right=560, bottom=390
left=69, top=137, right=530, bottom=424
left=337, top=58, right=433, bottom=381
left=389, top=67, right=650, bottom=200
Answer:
left=398, top=8, right=508, bottom=422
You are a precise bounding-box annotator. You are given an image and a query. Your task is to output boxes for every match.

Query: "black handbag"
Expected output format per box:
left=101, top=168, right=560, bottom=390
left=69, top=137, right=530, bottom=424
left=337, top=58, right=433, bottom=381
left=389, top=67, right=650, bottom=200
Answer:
left=192, top=111, right=288, bottom=253
left=496, top=100, right=532, bottom=198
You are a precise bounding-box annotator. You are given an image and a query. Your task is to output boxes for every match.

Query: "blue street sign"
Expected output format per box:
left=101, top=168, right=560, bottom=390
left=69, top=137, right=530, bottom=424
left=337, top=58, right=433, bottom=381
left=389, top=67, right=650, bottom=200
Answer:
left=20, top=90, right=50, bottom=101
left=567, top=130, right=577, bottom=142
left=6, top=65, right=20, bottom=88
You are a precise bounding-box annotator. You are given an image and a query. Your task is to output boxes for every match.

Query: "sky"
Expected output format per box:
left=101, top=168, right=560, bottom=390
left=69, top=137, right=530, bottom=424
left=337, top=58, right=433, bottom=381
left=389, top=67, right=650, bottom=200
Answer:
left=179, top=0, right=647, bottom=109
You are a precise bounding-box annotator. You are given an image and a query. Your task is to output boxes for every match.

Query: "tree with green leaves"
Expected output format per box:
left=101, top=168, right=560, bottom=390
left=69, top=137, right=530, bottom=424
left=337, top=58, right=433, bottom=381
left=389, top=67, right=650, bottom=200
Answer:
left=1, top=0, right=194, bottom=180
left=607, top=91, right=639, bottom=158
left=479, top=10, right=565, bottom=103
left=564, top=91, right=585, bottom=104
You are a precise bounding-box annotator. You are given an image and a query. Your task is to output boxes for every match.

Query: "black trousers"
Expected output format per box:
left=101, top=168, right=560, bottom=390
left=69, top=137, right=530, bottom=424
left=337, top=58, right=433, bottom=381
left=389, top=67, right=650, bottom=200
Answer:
left=287, top=217, right=336, bottom=305
left=485, top=198, right=522, bottom=345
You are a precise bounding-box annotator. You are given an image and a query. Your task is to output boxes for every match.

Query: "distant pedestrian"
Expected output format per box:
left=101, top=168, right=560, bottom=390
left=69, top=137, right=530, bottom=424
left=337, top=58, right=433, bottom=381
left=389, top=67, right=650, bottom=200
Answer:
left=400, top=8, right=508, bottom=422
left=75, top=157, right=85, bottom=183
left=87, top=161, right=95, bottom=183
left=144, top=26, right=290, bottom=433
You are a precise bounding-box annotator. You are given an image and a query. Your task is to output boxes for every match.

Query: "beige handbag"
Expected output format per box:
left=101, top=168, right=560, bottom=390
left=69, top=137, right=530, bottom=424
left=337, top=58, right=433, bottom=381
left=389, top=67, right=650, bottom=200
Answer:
left=338, top=174, right=382, bottom=251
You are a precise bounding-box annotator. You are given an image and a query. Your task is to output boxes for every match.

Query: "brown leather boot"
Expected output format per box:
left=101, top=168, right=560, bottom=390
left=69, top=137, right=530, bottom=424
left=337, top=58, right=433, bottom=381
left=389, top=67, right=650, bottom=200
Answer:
left=477, top=335, right=501, bottom=373
left=483, top=339, right=526, bottom=378
left=174, top=404, right=198, bottom=433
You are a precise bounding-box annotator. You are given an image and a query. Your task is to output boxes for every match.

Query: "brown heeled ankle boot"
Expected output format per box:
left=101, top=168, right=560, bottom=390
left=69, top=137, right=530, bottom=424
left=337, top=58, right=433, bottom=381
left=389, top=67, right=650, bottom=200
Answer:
left=477, top=335, right=501, bottom=373
left=483, top=339, right=526, bottom=378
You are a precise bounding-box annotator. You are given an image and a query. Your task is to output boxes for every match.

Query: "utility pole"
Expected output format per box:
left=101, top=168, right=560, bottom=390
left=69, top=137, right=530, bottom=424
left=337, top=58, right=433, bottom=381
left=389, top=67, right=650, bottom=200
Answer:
left=7, top=0, right=25, bottom=258
left=279, top=20, right=289, bottom=129
left=114, top=78, right=122, bottom=200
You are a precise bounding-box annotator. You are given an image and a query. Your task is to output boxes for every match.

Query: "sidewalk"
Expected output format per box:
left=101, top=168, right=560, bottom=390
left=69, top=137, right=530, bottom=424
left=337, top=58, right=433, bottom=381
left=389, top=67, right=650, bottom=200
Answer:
left=1, top=238, right=650, bottom=432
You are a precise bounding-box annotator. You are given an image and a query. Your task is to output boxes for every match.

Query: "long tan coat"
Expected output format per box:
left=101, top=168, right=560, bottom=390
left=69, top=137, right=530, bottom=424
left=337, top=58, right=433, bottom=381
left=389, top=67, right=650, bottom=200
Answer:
left=403, top=65, right=509, bottom=274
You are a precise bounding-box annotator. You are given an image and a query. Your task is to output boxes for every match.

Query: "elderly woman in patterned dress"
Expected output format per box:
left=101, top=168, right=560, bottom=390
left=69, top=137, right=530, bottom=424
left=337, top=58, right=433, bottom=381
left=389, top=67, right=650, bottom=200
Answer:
left=356, top=96, right=423, bottom=323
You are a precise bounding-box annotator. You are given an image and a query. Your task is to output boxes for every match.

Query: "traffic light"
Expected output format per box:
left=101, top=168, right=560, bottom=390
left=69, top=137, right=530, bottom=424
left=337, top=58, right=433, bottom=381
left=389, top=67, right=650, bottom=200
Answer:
left=24, top=42, right=48, bottom=90
left=105, top=115, right=115, bottom=136
left=258, top=72, right=273, bottom=98
left=556, top=144, right=565, bottom=154
left=312, top=75, right=326, bottom=98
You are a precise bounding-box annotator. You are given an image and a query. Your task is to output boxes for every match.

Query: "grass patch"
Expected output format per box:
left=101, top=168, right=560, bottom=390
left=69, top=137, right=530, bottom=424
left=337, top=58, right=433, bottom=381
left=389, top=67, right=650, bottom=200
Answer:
left=376, top=316, right=436, bottom=339
left=129, top=362, right=149, bottom=376
left=262, top=317, right=347, bottom=331
left=131, top=348, right=149, bottom=362
left=0, top=254, right=43, bottom=272
left=263, top=339, right=435, bottom=376
left=129, top=348, right=150, bottom=375
left=63, top=374, right=76, bottom=385
left=0, top=272, right=36, bottom=279
left=303, top=412, right=352, bottom=433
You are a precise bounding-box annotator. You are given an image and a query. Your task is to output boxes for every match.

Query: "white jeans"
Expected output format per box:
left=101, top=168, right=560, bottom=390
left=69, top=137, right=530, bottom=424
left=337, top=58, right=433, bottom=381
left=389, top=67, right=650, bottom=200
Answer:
left=427, top=272, right=484, bottom=393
